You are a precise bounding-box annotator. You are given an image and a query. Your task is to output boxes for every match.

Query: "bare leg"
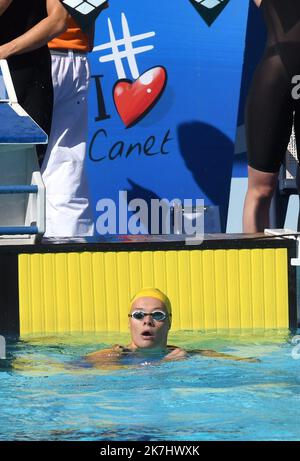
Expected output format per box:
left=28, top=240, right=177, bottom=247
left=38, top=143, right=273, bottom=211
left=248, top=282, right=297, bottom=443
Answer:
left=243, top=166, right=278, bottom=232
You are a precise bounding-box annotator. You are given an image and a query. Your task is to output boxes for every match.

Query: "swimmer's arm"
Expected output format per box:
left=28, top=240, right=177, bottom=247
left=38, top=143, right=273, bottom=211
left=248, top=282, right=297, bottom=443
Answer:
left=164, top=347, right=259, bottom=363
left=0, top=0, right=12, bottom=15
left=0, top=0, right=68, bottom=59
left=189, top=349, right=260, bottom=363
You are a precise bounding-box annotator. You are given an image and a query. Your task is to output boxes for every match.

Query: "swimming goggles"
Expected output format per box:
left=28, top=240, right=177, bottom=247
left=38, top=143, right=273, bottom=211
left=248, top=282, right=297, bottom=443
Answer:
left=128, top=310, right=170, bottom=321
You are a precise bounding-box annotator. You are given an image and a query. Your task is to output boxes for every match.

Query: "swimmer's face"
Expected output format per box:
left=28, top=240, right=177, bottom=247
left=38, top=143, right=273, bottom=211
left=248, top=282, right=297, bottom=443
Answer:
left=128, top=297, right=171, bottom=350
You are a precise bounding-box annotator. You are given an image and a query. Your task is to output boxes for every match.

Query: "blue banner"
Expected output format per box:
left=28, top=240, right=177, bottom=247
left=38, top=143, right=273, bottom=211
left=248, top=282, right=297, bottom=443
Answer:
left=87, top=0, right=249, bottom=233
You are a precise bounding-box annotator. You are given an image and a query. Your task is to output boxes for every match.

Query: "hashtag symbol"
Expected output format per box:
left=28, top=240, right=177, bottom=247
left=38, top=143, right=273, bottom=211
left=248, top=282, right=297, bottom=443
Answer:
left=94, top=14, right=155, bottom=80
left=62, top=0, right=107, bottom=15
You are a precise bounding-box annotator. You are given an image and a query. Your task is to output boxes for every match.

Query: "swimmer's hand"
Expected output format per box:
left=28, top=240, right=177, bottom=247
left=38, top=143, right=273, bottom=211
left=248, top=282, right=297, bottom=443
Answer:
left=85, top=344, right=129, bottom=364
left=163, top=347, right=187, bottom=361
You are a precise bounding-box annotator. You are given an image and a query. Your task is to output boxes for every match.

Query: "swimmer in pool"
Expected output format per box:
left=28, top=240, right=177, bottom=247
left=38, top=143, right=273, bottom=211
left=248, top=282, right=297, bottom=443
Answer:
left=86, top=288, right=259, bottom=366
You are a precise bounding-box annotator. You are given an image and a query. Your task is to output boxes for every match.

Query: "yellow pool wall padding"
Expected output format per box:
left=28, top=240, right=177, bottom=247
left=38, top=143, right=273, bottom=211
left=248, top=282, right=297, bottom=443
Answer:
left=18, top=248, right=290, bottom=335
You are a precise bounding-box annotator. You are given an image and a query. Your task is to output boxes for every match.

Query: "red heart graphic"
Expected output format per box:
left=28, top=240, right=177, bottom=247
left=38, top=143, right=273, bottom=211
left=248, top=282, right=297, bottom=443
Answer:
left=113, top=66, right=167, bottom=128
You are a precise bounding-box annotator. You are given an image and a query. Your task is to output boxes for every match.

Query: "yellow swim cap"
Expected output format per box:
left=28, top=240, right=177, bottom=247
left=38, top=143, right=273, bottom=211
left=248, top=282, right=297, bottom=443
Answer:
left=129, top=287, right=172, bottom=317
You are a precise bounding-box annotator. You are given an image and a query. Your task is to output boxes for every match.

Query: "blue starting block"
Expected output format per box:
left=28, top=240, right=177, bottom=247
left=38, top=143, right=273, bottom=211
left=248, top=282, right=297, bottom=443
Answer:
left=0, top=60, right=46, bottom=243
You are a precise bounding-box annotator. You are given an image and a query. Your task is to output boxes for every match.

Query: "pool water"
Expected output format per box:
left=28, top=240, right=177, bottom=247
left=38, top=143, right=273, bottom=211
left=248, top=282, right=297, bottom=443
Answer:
left=0, top=330, right=300, bottom=441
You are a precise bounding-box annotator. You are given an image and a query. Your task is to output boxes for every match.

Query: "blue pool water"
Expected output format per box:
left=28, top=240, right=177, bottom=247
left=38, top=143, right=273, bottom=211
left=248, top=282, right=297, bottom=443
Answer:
left=0, top=330, right=300, bottom=441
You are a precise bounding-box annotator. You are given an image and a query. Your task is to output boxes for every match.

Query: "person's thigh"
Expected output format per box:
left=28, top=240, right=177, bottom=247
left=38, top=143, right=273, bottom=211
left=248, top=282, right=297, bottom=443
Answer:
left=246, top=51, right=294, bottom=173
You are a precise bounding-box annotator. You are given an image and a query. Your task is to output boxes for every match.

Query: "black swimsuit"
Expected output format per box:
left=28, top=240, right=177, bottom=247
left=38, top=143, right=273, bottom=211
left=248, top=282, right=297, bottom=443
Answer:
left=0, top=0, right=53, bottom=164
left=246, top=0, right=300, bottom=173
